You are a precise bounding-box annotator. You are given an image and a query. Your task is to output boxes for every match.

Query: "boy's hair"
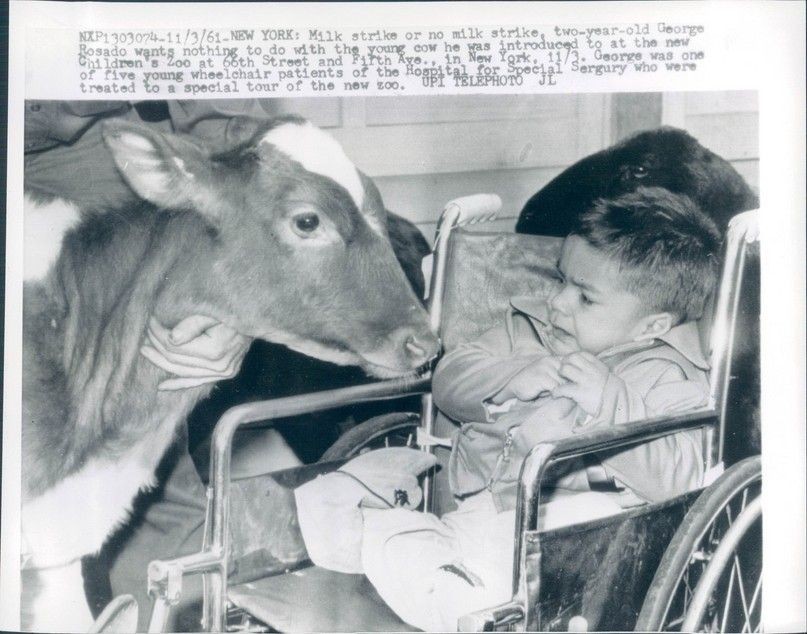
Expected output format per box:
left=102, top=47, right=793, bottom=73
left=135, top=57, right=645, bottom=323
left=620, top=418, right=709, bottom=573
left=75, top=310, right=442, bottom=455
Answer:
left=571, top=186, right=721, bottom=322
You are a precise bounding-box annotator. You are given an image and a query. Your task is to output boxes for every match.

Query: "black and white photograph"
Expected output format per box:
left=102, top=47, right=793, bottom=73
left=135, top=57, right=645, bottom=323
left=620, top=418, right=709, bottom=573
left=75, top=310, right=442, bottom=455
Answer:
left=4, top=3, right=805, bottom=634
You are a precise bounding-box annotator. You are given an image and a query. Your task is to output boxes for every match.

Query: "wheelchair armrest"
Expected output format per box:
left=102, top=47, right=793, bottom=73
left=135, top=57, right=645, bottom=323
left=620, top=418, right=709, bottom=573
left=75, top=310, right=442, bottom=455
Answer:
left=517, top=408, right=717, bottom=533
left=215, top=374, right=431, bottom=433
left=199, top=374, right=432, bottom=632
left=508, top=408, right=717, bottom=631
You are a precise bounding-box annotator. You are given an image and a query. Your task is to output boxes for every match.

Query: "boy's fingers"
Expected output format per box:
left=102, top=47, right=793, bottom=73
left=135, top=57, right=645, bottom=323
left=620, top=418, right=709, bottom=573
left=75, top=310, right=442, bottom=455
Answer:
left=558, top=363, right=584, bottom=383
left=489, top=385, right=514, bottom=405
left=562, top=351, right=598, bottom=369
left=551, top=383, right=579, bottom=400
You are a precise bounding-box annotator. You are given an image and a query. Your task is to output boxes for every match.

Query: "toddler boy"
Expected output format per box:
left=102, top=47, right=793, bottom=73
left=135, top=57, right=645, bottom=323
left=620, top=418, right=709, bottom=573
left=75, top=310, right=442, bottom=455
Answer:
left=296, top=187, right=721, bottom=631
left=436, top=186, right=720, bottom=514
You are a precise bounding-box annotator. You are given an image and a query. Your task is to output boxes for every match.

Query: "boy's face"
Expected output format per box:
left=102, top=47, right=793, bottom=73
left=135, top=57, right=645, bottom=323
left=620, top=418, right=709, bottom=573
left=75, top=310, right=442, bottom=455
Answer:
left=546, top=235, right=658, bottom=355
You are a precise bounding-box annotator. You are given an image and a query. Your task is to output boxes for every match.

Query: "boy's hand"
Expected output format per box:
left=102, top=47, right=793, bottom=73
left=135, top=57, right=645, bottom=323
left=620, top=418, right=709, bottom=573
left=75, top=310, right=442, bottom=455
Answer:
left=490, top=356, right=563, bottom=404
left=141, top=315, right=252, bottom=390
left=552, top=352, right=610, bottom=416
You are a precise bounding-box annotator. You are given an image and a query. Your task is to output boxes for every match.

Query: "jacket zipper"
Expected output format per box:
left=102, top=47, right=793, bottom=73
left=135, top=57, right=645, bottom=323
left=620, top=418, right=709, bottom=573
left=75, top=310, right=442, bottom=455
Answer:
left=487, top=426, right=517, bottom=490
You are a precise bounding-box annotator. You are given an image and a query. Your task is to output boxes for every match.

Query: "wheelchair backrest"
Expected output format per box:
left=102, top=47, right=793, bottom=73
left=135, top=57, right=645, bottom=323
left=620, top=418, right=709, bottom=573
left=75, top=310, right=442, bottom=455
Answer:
left=438, top=230, right=562, bottom=351
left=434, top=219, right=759, bottom=467
left=437, top=229, right=718, bottom=358
left=717, top=241, right=760, bottom=464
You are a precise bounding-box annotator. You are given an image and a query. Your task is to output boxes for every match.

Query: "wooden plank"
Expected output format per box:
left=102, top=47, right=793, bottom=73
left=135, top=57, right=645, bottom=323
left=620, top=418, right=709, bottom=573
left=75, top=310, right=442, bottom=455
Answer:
left=374, top=166, right=563, bottom=225
left=611, top=93, right=663, bottom=142
left=331, top=118, right=581, bottom=177
left=684, top=91, right=758, bottom=115
left=268, top=97, right=342, bottom=127
left=363, top=94, right=578, bottom=126
left=576, top=93, right=612, bottom=156
left=684, top=112, right=759, bottom=161
left=731, top=159, right=760, bottom=194
left=340, top=98, right=367, bottom=128
left=661, top=93, right=687, bottom=128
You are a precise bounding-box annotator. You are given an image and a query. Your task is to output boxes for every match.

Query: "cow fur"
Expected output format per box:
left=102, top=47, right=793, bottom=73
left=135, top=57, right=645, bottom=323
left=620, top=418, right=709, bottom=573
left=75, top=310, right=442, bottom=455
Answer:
left=21, top=118, right=437, bottom=631
left=517, top=127, right=758, bottom=236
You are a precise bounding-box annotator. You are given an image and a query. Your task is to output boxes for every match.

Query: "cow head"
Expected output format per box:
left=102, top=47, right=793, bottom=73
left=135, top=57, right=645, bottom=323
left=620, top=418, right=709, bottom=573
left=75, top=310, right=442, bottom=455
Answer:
left=102, top=118, right=439, bottom=378
left=516, top=127, right=759, bottom=237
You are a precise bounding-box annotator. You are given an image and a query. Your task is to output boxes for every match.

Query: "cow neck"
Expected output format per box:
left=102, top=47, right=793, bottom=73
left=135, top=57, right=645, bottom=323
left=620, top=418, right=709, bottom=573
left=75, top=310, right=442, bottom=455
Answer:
left=59, top=205, right=207, bottom=453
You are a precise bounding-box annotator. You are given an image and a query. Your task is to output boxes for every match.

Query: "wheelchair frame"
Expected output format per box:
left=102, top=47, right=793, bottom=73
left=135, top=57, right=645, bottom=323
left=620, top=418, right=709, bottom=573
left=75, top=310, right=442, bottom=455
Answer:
left=144, top=198, right=760, bottom=633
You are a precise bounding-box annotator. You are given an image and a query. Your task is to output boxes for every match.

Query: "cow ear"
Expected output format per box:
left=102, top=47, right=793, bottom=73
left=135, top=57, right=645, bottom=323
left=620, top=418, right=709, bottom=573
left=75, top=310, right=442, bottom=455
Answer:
left=358, top=170, right=388, bottom=235
left=223, top=116, right=265, bottom=147
left=102, top=121, right=221, bottom=221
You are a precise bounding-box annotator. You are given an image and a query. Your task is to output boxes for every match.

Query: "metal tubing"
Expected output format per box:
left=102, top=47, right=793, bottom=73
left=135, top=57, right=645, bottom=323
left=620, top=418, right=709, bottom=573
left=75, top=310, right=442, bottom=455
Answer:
left=513, top=410, right=717, bottom=627
left=706, top=211, right=756, bottom=468
left=457, top=600, right=526, bottom=632
left=428, top=203, right=462, bottom=333
left=205, top=375, right=431, bottom=631
left=420, top=392, right=436, bottom=512
left=147, top=599, right=171, bottom=634
left=147, top=550, right=222, bottom=633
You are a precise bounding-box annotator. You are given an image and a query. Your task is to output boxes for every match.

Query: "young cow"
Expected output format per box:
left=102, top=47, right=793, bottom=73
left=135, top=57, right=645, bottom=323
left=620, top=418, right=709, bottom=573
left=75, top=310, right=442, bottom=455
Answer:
left=21, top=117, right=439, bottom=631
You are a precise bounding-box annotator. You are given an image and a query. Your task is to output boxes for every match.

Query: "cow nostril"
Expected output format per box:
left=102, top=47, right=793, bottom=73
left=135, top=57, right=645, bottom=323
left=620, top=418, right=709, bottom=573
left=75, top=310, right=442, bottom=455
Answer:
left=405, top=337, right=427, bottom=359
left=403, top=333, right=439, bottom=365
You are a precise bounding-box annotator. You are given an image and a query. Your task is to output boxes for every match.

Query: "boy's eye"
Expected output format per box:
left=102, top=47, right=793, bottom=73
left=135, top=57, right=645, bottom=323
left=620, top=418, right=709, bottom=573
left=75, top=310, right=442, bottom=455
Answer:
left=581, top=293, right=594, bottom=306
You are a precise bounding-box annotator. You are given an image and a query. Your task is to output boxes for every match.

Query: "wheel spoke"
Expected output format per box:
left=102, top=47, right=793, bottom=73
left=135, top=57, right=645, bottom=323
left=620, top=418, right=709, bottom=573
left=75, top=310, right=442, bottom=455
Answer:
left=720, top=557, right=737, bottom=633
left=747, top=574, right=762, bottom=620
left=684, top=565, right=693, bottom=610
left=734, top=555, right=751, bottom=629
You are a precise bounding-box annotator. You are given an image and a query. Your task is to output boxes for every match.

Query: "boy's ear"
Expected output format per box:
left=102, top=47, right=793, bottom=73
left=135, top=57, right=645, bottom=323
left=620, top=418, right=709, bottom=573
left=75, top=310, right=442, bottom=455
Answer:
left=634, top=312, right=675, bottom=341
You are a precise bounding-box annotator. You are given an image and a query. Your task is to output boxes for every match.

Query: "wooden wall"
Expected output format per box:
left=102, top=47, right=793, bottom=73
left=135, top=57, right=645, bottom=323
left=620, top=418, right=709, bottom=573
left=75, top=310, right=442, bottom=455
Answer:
left=662, top=91, right=759, bottom=193
left=263, top=91, right=758, bottom=243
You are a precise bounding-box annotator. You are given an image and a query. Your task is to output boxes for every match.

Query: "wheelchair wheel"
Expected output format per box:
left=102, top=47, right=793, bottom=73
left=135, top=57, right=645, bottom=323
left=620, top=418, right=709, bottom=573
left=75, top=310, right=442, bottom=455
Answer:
left=319, top=412, right=421, bottom=461
left=636, top=456, right=762, bottom=632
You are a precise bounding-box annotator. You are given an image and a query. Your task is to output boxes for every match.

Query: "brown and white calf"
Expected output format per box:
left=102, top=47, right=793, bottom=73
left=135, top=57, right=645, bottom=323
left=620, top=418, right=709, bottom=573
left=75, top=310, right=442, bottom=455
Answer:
left=21, top=116, right=439, bottom=631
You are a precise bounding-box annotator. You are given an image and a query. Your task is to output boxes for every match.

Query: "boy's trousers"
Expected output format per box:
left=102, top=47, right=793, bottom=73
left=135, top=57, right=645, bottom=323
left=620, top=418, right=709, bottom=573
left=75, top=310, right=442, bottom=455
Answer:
left=360, top=491, right=623, bottom=632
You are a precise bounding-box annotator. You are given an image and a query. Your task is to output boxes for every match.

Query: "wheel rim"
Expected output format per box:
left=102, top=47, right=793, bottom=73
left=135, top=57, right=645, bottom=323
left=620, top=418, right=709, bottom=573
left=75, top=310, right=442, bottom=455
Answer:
left=655, top=474, right=762, bottom=632
left=682, top=496, right=762, bottom=632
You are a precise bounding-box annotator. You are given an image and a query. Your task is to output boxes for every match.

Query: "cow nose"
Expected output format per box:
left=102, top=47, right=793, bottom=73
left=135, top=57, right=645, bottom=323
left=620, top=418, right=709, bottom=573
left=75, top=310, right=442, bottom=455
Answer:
left=403, top=331, right=440, bottom=367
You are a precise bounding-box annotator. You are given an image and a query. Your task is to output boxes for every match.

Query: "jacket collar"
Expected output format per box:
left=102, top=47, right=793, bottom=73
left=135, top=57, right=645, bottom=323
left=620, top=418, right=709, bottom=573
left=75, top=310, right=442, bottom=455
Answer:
left=509, top=295, right=710, bottom=371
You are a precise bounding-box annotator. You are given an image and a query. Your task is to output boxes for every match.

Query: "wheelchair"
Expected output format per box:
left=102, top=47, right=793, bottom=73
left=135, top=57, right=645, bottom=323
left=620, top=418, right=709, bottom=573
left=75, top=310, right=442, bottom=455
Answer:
left=113, top=196, right=760, bottom=633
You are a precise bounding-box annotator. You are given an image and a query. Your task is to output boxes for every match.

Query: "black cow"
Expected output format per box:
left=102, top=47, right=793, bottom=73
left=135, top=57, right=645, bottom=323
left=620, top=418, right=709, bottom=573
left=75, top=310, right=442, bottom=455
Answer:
left=517, top=127, right=758, bottom=236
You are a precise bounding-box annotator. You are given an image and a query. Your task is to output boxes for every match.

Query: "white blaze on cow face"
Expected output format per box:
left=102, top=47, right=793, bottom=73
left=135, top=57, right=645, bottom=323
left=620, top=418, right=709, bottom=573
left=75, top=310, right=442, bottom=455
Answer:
left=259, top=122, right=383, bottom=234
left=24, top=194, right=82, bottom=282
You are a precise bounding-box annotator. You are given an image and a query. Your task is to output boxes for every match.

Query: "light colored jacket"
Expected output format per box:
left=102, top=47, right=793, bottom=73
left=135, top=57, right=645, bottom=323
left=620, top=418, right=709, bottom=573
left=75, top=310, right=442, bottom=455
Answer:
left=432, top=296, right=710, bottom=512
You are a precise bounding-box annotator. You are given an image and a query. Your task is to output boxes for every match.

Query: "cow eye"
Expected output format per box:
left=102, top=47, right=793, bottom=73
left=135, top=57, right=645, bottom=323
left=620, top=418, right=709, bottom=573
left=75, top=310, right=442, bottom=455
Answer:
left=631, top=165, right=649, bottom=178
left=292, top=212, right=320, bottom=236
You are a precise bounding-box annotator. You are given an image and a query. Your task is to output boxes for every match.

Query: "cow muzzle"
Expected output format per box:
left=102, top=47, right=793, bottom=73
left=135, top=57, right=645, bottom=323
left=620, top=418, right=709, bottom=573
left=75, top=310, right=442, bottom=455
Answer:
left=358, top=326, right=441, bottom=378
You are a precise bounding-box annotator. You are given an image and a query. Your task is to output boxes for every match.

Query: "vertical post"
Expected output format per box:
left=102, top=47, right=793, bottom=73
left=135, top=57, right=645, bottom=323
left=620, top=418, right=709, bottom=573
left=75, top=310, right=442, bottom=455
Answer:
left=206, top=409, right=245, bottom=632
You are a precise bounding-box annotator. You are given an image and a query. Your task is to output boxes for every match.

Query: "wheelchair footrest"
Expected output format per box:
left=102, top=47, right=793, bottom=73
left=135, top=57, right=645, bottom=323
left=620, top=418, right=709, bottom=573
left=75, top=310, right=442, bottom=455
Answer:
left=228, top=565, right=416, bottom=632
